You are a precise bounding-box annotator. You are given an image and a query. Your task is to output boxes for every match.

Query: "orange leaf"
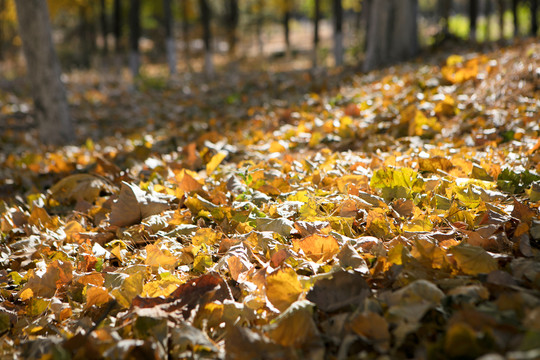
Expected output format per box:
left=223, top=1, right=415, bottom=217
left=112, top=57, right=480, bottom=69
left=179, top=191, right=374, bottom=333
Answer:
left=292, top=234, right=339, bottom=262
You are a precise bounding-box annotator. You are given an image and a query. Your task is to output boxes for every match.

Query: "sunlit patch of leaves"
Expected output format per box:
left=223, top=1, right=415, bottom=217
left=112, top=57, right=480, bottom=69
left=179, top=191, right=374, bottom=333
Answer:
left=1, top=41, right=540, bottom=359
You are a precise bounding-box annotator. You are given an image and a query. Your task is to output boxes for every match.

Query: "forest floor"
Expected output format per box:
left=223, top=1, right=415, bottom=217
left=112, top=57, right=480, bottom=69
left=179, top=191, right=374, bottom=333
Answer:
left=0, top=38, right=540, bottom=359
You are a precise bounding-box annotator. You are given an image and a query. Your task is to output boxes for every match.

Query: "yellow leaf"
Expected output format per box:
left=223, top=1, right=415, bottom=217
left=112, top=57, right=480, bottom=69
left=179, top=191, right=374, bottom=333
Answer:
left=142, top=277, right=183, bottom=297
left=266, top=267, right=303, bottom=312
left=446, top=54, right=464, bottom=66
left=192, top=228, right=221, bottom=246
left=206, top=152, right=227, bottom=175
left=388, top=243, right=404, bottom=266
left=269, top=141, right=287, bottom=153
left=145, top=244, right=178, bottom=270
left=110, top=271, right=145, bottom=308
left=193, top=253, right=213, bottom=273
left=20, top=288, right=33, bottom=301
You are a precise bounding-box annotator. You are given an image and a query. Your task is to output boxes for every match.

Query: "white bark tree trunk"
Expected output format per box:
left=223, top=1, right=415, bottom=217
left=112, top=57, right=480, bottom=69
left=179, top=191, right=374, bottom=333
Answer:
left=14, top=0, right=74, bottom=145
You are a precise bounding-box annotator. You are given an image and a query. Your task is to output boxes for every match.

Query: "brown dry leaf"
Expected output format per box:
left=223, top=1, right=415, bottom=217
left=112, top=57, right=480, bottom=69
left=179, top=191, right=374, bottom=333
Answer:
left=21, top=260, right=73, bottom=298
left=28, top=206, right=57, bottom=229
left=173, top=169, right=204, bottom=195
left=511, top=199, right=536, bottom=224
left=348, top=311, right=390, bottom=352
left=167, top=272, right=232, bottom=313
left=49, top=174, right=113, bottom=204
left=225, top=325, right=284, bottom=360
left=337, top=243, right=369, bottom=274
left=293, top=221, right=332, bottom=237
left=266, top=267, right=303, bottom=312
left=306, top=270, right=370, bottom=312
left=227, top=256, right=250, bottom=281
left=292, top=234, right=340, bottom=262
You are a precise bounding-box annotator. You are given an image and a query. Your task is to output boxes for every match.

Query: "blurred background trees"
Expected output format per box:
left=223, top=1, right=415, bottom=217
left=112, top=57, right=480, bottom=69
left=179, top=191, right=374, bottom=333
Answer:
left=1, top=0, right=537, bottom=145
left=2, top=0, right=538, bottom=77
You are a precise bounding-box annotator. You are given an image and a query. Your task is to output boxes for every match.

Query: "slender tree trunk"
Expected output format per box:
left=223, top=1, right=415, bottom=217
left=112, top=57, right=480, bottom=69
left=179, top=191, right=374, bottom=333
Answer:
left=470, top=0, right=479, bottom=41
left=283, top=8, right=291, bottom=56
left=497, top=0, right=505, bottom=39
left=80, top=5, right=91, bottom=67
left=439, top=0, right=452, bottom=36
left=333, top=0, right=344, bottom=66
left=129, top=0, right=141, bottom=78
left=512, top=0, right=519, bottom=36
left=532, top=0, right=538, bottom=36
left=14, top=0, right=74, bottom=145
left=256, top=0, right=265, bottom=56
left=163, top=0, right=176, bottom=74
left=200, top=0, right=214, bottom=76
left=99, top=0, right=108, bottom=54
left=363, top=0, right=372, bottom=53
left=226, top=0, right=239, bottom=57
left=113, top=0, right=122, bottom=52
left=181, top=0, right=191, bottom=70
left=313, top=0, right=321, bottom=67
left=0, top=0, right=4, bottom=61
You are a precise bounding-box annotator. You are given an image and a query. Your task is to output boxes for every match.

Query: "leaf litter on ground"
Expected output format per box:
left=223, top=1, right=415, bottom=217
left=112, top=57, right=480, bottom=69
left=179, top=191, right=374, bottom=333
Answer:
left=0, top=40, right=540, bottom=359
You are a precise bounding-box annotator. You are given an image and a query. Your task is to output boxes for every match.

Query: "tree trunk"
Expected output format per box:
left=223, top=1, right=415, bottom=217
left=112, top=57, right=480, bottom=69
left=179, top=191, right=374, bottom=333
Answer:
left=333, top=0, right=344, bottom=66
left=363, top=0, right=372, bottom=53
left=163, top=0, right=176, bottom=75
left=363, top=0, right=418, bottom=72
left=497, top=0, right=505, bottom=39
left=181, top=0, right=191, bottom=70
left=439, top=0, right=452, bottom=36
left=129, top=0, right=141, bottom=78
left=256, top=0, right=265, bottom=56
left=225, top=0, right=239, bottom=57
left=200, top=0, right=214, bottom=76
left=469, top=0, right=479, bottom=41
left=100, top=0, right=108, bottom=54
left=512, top=0, right=519, bottom=36
left=313, top=0, right=321, bottom=67
left=14, top=0, right=74, bottom=145
left=532, top=0, right=538, bottom=36
left=0, top=0, right=4, bottom=61
left=79, top=5, right=92, bottom=67
left=283, top=7, right=291, bottom=56
left=113, top=0, right=122, bottom=52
